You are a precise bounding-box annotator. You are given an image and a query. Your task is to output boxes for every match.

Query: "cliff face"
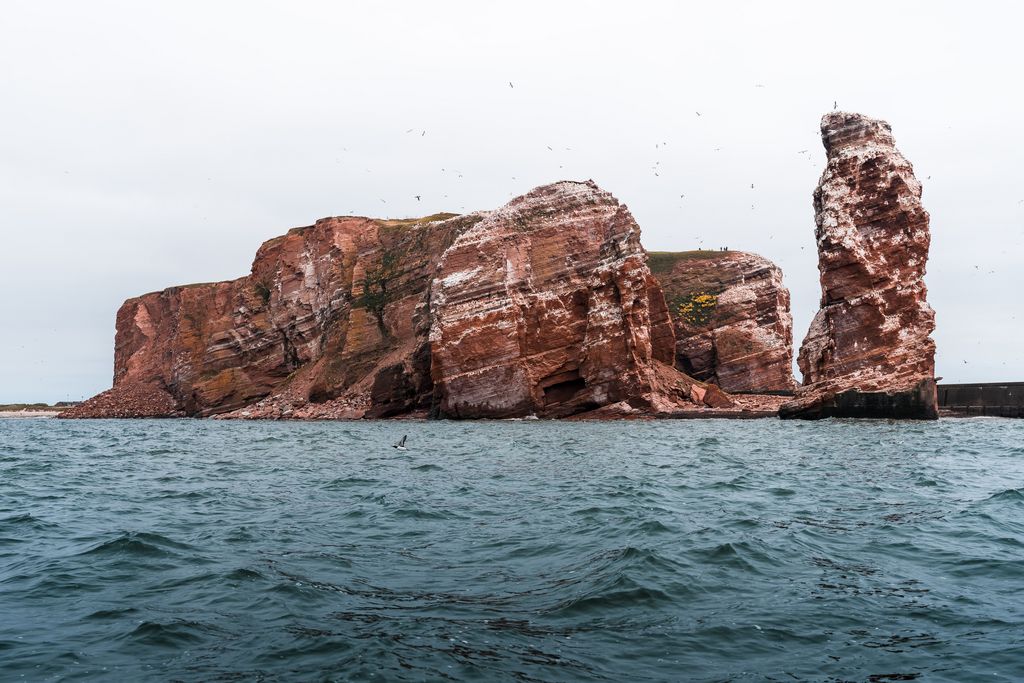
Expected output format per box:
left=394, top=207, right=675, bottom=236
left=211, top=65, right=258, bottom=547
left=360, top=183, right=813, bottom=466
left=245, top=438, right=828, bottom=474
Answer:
left=65, top=181, right=732, bottom=420
left=63, top=213, right=475, bottom=419
left=429, top=181, right=720, bottom=418
left=650, top=251, right=796, bottom=394
left=780, top=112, right=937, bottom=420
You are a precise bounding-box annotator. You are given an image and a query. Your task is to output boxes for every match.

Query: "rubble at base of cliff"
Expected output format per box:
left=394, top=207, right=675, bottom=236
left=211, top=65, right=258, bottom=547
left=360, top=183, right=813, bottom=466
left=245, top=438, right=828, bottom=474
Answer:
left=59, top=385, right=181, bottom=419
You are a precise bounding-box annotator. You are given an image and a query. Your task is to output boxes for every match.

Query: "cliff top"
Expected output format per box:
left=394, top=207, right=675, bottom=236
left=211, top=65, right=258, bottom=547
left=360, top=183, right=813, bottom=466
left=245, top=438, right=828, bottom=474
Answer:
left=647, top=250, right=754, bottom=274
left=820, top=111, right=895, bottom=154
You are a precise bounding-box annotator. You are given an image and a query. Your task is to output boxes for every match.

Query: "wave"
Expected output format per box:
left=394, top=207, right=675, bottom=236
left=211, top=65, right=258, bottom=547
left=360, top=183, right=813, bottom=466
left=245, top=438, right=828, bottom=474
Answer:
left=544, top=574, right=673, bottom=616
left=0, top=513, right=58, bottom=530
left=324, top=476, right=379, bottom=489
left=127, top=620, right=208, bottom=648
left=982, top=487, right=1024, bottom=503
left=79, top=531, right=193, bottom=558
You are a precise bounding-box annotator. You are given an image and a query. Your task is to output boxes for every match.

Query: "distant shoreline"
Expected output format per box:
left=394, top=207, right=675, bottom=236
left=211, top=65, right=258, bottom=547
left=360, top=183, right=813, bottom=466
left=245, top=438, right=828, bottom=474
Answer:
left=0, top=404, right=72, bottom=418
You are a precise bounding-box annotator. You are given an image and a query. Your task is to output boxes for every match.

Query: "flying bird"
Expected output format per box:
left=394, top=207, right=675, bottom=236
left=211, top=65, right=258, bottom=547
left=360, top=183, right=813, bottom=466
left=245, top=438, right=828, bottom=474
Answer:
left=509, top=81, right=514, bottom=88
left=833, top=101, right=837, bottom=110
left=695, top=111, right=702, bottom=117
left=414, top=195, right=421, bottom=201
left=393, top=435, right=407, bottom=450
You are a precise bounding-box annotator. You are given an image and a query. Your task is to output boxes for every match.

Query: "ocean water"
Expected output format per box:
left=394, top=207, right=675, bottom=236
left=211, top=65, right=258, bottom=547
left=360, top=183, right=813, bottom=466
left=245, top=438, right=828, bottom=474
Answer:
left=1, top=419, right=1022, bottom=682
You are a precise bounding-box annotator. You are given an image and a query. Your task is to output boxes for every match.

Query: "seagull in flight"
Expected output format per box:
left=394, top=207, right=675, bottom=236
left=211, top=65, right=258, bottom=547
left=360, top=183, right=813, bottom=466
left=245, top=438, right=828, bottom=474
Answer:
left=393, top=435, right=407, bottom=450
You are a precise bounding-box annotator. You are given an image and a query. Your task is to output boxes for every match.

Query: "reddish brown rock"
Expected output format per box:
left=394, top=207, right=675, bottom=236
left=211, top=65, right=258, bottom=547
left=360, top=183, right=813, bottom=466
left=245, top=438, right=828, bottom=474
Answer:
left=66, top=181, right=734, bottom=420
left=649, top=250, right=796, bottom=394
left=780, top=112, right=937, bottom=420
left=59, top=383, right=179, bottom=419
left=428, top=181, right=729, bottom=418
left=65, top=212, right=477, bottom=419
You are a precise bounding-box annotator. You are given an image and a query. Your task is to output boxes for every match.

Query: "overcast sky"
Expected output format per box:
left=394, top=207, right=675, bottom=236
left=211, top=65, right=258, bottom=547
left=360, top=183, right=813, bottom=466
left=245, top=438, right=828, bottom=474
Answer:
left=2, top=0, right=1022, bottom=403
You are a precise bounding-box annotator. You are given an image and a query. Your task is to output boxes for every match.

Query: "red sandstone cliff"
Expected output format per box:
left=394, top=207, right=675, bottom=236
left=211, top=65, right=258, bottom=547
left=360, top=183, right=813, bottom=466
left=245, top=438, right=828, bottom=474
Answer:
left=62, top=212, right=476, bottom=419
left=650, top=250, right=796, bottom=394
left=64, top=181, right=735, bottom=420
left=429, top=181, right=728, bottom=418
left=780, top=112, right=937, bottom=420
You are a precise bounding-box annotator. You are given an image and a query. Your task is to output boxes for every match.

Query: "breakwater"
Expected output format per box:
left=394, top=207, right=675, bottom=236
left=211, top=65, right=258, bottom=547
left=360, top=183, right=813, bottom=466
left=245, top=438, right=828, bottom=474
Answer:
left=938, top=382, right=1024, bottom=417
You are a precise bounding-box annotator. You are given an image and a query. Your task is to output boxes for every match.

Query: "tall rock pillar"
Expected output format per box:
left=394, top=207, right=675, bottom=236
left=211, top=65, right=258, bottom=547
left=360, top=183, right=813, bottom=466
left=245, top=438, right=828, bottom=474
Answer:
left=780, top=112, right=937, bottom=419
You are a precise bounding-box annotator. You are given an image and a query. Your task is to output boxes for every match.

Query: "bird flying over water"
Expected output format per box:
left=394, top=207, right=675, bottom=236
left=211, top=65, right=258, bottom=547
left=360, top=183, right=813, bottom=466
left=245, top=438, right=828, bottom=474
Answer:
left=393, top=435, right=407, bottom=450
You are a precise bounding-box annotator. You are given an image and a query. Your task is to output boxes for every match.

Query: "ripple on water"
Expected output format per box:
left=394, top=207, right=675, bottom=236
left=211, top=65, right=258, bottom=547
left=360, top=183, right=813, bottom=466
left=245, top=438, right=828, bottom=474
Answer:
left=0, top=417, right=1021, bottom=682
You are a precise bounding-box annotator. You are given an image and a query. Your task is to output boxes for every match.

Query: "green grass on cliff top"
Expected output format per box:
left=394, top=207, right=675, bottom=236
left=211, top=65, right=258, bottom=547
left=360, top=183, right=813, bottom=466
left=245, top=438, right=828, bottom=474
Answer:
left=0, top=403, right=70, bottom=412
left=647, top=250, right=735, bottom=274
left=377, top=212, right=460, bottom=228
left=282, top=213, right=461, bottom=237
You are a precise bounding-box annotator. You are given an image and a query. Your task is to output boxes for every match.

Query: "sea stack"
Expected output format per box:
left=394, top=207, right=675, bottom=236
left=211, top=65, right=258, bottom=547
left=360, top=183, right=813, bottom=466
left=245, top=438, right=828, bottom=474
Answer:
left=650, top=250, right=797, bottom=394
left=780, top=112, right=937, bottom=420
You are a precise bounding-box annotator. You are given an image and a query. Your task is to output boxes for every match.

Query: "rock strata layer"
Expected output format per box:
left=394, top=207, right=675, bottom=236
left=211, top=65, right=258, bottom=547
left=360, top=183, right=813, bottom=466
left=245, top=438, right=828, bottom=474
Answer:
left=780, top=112, right=937, bottom=420
left=63, top=212, right=475, bottom=419
left=65, top=181, right=733, bottom=420
left=650, top=250, right=796, bottom=394
left=429, top=181, right=724, bottom=418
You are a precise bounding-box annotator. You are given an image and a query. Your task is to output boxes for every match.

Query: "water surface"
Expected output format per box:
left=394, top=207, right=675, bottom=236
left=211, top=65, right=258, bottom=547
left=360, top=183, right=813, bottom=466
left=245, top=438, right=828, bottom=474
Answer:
left=1, top=418, right=1022, bottom=681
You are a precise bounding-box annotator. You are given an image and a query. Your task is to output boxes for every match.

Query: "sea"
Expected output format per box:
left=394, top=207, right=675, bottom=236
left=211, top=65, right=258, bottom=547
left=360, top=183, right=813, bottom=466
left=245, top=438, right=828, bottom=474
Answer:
left=1, top=418, right=1022, bottom=682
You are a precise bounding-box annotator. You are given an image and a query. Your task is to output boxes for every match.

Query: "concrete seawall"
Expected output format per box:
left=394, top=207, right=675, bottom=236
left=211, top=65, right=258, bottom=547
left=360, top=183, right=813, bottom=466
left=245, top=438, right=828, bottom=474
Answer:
left=938, top=382, right=1024, bottom=417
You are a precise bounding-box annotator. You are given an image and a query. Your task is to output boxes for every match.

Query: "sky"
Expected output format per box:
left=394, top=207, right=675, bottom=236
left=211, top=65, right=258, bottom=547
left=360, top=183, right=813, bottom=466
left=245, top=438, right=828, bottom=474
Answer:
left=1, top=0, right=1022, bottom=403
